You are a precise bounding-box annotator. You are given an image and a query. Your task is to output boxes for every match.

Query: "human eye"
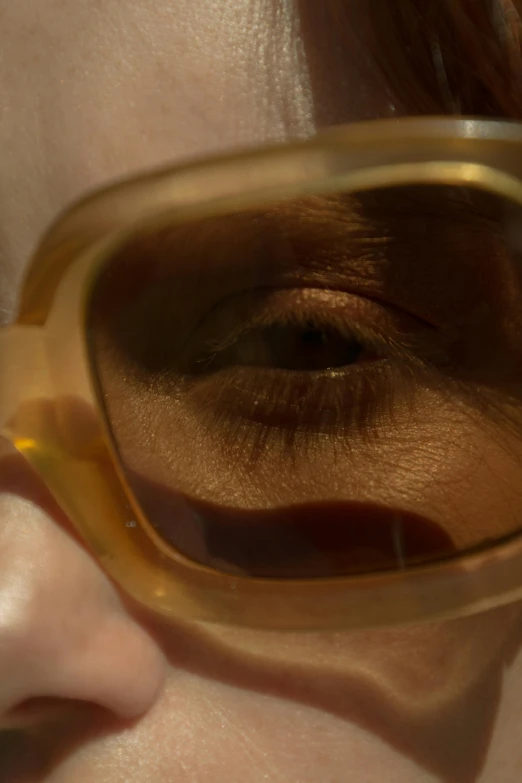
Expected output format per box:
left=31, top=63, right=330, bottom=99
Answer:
left=174, top=284, right=434, bottom=444
left=87, top=186, right=522, bottom=579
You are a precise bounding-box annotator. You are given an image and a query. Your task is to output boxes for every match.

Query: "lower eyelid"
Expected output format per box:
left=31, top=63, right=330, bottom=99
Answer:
left=178, top=358, right=422, bottom=446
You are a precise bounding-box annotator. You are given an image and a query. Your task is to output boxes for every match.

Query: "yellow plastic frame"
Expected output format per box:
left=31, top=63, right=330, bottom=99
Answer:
left=3, top=116, right=522, bottom=631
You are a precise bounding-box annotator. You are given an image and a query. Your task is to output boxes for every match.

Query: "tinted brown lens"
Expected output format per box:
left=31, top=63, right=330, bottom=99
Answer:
left=88, top=185, right=522, bottom=578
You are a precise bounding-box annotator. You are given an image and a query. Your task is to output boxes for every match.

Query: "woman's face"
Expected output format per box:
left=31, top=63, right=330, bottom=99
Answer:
left=2, top=2, right=522, bottom=781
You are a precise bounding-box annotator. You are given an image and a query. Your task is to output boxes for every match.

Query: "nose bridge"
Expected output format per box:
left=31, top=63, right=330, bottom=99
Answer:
left=0, top=491, right=166, bottom=721
left=0, top=522, right=60, bottom=709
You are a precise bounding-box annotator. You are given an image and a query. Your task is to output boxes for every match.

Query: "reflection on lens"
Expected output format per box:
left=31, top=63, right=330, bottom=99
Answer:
left=88, top=185, right=522, bottom=578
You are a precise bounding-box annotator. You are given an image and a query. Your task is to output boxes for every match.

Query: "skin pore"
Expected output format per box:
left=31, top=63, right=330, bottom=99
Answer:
left=3, top=2, right=522, bottom=782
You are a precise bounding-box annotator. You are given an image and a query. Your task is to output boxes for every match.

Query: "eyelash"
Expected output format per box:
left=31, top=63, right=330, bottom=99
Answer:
left=176, top=304, right=439, bottom=460
left=198, top=310, right=406, bottom=366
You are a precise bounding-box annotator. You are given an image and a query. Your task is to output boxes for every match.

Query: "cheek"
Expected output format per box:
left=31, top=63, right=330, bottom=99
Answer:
left=376, top=397, right=522, bottom=547
left=41, top=598, right=522, bottom=783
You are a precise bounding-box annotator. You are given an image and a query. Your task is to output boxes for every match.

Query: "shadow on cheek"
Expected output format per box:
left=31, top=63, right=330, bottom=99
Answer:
left=140, top=600, right=522, bottom=783
left=131, top=470, right=457, bottom=578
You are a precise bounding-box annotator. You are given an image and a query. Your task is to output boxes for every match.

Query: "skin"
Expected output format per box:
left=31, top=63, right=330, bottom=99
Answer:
left=2, top=1, right=522, bottom=781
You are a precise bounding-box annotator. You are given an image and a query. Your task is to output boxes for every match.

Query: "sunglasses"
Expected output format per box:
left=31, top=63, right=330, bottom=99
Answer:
left=3, top=116, right=522, bottom=631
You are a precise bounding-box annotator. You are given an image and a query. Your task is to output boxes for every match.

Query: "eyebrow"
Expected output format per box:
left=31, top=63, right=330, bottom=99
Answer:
left=99, top=188, right=517, bottom=333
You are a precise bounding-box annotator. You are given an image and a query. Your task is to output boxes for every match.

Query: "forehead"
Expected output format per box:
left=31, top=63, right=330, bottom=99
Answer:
left=0, top=0, right=390, bottom=322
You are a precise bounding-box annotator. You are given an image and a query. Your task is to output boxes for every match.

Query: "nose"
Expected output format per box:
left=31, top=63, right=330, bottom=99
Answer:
left=0, top=447, right=166, bottom=723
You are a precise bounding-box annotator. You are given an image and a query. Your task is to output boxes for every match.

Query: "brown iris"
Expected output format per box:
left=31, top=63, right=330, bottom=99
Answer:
left=207, top=322, right=364, bottom=373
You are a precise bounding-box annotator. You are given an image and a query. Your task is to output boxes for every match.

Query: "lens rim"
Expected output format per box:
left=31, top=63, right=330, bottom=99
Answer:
left=3, top=117, right=522, bottom=629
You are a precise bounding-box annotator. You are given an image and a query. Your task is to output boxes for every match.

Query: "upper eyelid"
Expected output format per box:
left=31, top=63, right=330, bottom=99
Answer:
left=186, top=290, right=440, bottom=374
left=206, top=312, right=394, bottom=355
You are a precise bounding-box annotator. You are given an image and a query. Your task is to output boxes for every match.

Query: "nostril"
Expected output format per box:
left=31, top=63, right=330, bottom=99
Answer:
left=0, top=699, right=122, bottom=779
left=0, top=729, right=48, bottom=781
left=1, top=698, right=73, bottom=731
left=0, top=606, right=167, bottom=722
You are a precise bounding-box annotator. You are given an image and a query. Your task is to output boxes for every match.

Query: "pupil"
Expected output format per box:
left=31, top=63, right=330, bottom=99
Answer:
left=301, top=328, right=326, bottom=346
left=269, top=324, right=363, bottom=371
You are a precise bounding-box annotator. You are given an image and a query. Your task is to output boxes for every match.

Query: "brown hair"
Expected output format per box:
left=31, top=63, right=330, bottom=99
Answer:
left=330, top=0, right=522, bottom=118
